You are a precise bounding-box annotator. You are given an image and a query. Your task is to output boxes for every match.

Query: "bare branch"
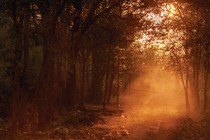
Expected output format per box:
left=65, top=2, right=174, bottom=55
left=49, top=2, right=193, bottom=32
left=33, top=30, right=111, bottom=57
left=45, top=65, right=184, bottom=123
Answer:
left=81, top=0, right=123, bottom=34
left=81, top=0, right=103, bottom=34
left=93, top=0, right=122, bottom=22
left=174, top=3, right=196, bottom=37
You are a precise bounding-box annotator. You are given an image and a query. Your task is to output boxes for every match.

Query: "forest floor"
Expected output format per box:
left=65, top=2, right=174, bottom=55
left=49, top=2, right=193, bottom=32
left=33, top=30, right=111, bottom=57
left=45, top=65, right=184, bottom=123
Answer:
left=1, top=93, right=210, bottom=140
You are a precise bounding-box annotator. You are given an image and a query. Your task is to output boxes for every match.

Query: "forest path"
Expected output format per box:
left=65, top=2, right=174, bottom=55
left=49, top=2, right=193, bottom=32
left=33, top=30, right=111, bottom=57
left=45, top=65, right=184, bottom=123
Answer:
left=120, top=108, right=181, bottom=140
left=115, top=90, right=187, bottom=140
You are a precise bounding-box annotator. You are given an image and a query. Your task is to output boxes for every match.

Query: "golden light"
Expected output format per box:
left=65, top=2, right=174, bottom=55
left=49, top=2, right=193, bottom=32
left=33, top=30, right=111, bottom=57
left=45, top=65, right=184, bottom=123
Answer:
left=161, top=3, right=177, bottom=18
left=168, top=4, right=176, bottom=17
left=145, top=3, right=178, bottom=23
left=135, top=3, right=178, bottom=48
left=120, top=66, right=186, bottom=129
left=123, top=2, right=187, bottom=133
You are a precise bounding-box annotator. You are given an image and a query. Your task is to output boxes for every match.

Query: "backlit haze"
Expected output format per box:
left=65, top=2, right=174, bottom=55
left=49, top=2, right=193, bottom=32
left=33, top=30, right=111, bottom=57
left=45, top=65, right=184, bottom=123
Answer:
left=120, top=65, right=186, bottom=129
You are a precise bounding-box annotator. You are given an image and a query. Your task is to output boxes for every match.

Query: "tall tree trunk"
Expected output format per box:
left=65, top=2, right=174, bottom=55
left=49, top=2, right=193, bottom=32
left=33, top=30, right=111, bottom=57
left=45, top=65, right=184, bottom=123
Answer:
left=36, top=45, right=56, bottom=129
left=22, top=7, right=29, bottom=88
left=103, top=58, right=110, bottom=110
left=34, top=1, right=68, bottom=128
left=116, top=63, right=120, bottom=109
left=107, top=73, right=114, bottom=104
left=203, top=65, right=209, bottom=111
left=185, top=52, right=190, bottom=111
left=190, top=46, right=201, bottom=111
left=171, top=52, right=190, bottom=111
left=194, top=46, right=201, bottom=110
left=203, top=46, right=209, bottom=111
left=78, top=51, right=86, bottom=110
left=91, top=50, right=105, bottom=104
left=11, top=0, right=25, bottom=134
left=64, top=58, right=77, bottom=107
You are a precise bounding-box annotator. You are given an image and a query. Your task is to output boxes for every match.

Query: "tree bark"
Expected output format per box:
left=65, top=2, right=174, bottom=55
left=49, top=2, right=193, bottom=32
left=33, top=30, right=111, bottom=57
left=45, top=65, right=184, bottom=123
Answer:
left=107, top=73, right=114, bottom=104
left=185, top=63, right=190, bottom=111
left=203, top=46, right=209, bottom=111
left=103, top=57, right=110, bottom=110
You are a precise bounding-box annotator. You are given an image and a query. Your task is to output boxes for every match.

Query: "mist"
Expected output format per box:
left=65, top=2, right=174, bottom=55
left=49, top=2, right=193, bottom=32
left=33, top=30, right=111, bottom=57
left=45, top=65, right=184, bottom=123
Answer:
left=121, top=65, right=186, bottom=125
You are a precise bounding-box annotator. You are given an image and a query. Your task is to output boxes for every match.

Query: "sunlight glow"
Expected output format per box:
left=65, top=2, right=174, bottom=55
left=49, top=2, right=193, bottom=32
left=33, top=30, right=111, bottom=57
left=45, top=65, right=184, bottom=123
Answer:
left=121, top=66, right=186, bottom=129
left=145, top=3, right=177, bottom=25
left=168, top=4, right=176, bottom=17
left=162, top=4, right=177, bottom=17
left=135, top=2, right=185, bottom=58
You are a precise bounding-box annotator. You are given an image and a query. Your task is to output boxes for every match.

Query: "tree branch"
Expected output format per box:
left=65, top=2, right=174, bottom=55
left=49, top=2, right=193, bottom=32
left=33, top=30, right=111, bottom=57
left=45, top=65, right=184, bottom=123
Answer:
left=174, top=3, right=197, bottom=37
left=81, top=0, right=123, bottom=34
left=81, top=0, right=103, bottom=34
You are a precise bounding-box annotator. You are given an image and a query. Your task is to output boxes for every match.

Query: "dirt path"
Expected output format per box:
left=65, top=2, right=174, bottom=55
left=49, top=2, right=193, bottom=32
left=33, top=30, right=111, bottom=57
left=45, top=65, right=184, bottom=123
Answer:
left=122, top=115, right=179, bottom=140
left=115, top=91, right=186, bottom=140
